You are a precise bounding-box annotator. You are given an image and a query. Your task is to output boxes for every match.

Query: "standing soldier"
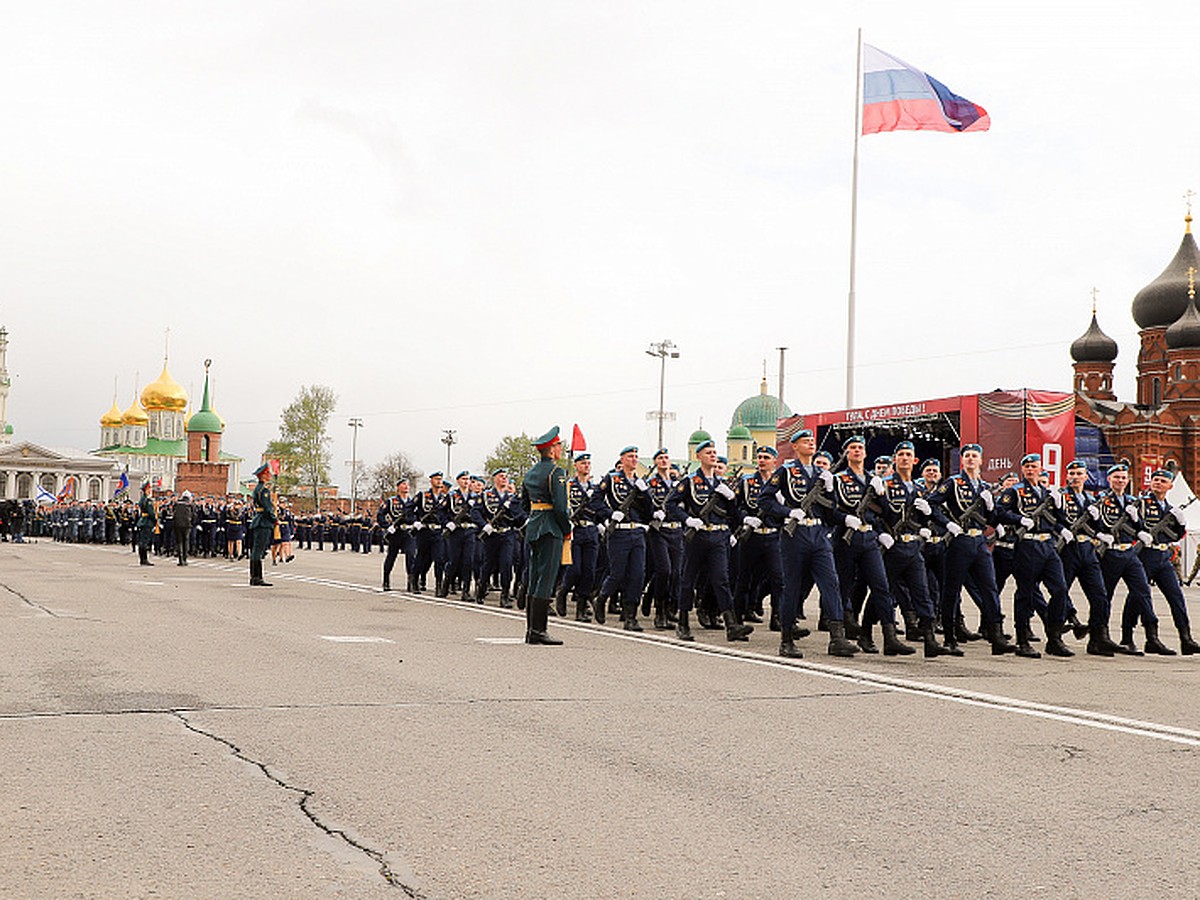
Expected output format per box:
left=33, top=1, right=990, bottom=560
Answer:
left=1136, top=468, right=1198, bottom=654
left=249, top=463, right=276, bottom=587
left=379, top=478, right=415, bottom=592
left=666, top=439, right=753, bottom=643
left=479, top=469, right=526, bottom=608
left=596, top=446, right=653, bottom=630
left=136, top=481, right=156, bottom=566
left=521, top=427, right=569, bottom=645
left=173, top=491, right=194, bottom=567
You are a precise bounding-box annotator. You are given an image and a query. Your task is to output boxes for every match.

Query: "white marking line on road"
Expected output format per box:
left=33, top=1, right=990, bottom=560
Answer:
left=476, top=637, right=525, bottom=644
left=128, top=581, right=165, bottom=586
left=319, top=635, right=395, bottom=643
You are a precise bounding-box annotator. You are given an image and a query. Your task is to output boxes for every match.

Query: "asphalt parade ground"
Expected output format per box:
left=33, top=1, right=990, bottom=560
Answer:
left=4, top=541, right=1200, bottom=898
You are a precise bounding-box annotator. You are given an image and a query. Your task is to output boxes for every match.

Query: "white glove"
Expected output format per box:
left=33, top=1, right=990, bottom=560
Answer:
left=635, top=478, right=649, bottom=492
left=870, top=475, right=887, bottom=494
left=1059, top=527, right=1073, bottom=543
left=1051, top=490, right=1064, bottom=508
left=1020, top=516, right=1035, bottom=529
left=610, top=510, right=625, bottom=522
left=1173, top=508, right=1188, bottom=525
left=789, top=508, right=806, bottom=520
left=716, top=482, right=735, bottom=500
left=981, top=489, right=994, bottom=511
left=386, top=525, right=395, bottom=535
left=652, top=509, right=666, bottom=521
left=1138, top=531, right=1154, bottom=546
left=995, top=524, right=1006, bottom=538
left=729, top=534, right=738, bottom=547
left=946, top=521, right=963, bottom=537
left=743, top=516, right=762, bottom=529
left=597, top=523, right=606, bottom=536
left=1087, top=505, right=1101, bottom=521
left=1127, top=505, right=1139, bottom=523
left=914, top=497, right=931, bottom=515
left=877, top=532, right=894, bottom=549
left=685, top=517, right=704, bottom=530
left=482, top=524, right=494, bottom=535
left=412, top=521, right=424, bottom=531
left=818, top=470, right=835, bottom=490
left=445, top=521, right=457, bottom=532
left=919, top=527, right=932, bottom=539
left=1097, top=532, right=1114, bottom=546
left=844, top=515, right=862, bottom=530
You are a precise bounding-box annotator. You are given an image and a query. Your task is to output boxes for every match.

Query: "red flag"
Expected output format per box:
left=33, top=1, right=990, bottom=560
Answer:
left=570, top=424, right=587, bottom=453
left=268, top=458, right=281, bottom=475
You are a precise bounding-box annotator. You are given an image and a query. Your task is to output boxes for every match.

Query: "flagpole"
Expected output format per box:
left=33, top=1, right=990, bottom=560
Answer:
left=846, top=27, right=862, bottom=409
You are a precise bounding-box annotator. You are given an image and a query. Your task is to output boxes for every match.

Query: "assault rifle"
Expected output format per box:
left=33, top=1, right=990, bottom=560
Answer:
left=1143, top=494, right=1198, bottom=546
left=782, top=452, right=846, bottom=538
left=1012, top=490, right=1058, bottom=540
left=602, top=473, right=646, bottom=541
left=841, top=472, right=884, bottom=545
left=1096, top=495, right=1139, bottom=557
left=1054, top=498, right=1098, bottom=551
left=683, top=476, right=731, bottom=544
left=484, top=493, right=514, bottom=531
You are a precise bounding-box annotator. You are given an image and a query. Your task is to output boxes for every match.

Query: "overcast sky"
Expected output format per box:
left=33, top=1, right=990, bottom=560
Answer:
left=3, top=2, right=1198, bottom=485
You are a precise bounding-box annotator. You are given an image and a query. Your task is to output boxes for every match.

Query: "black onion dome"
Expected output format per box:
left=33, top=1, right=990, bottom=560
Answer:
left=1166, top=296, right=1200, bottom=349
left=1132, top=228, right=1200, bottom=329
left=1070, top=312, right=1119, bottom=363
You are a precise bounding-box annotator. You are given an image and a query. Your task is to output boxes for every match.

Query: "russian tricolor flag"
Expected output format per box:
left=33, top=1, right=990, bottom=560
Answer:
left=862, top=45, right=989, bottom=135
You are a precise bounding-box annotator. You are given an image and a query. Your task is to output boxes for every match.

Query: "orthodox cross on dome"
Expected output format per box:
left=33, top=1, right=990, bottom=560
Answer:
left=1090, top=286, right=1099, bottom=315
left=1185, top=189, right=1195, bottom=233
left=163, top=326, right=171, bottom=362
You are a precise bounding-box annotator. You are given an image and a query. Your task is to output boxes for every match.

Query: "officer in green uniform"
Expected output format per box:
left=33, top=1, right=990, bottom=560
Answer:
left=521, top=426, right=570, bottom=645
left=136, top=480, right=156, bottom=566
left=249, top=463, right=276, bottom=587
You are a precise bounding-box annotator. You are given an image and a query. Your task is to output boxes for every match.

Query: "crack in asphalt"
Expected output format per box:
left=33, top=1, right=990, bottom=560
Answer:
left=1, top=580, right=61, bottom=617
left=170, top=711, right=422, bottom=897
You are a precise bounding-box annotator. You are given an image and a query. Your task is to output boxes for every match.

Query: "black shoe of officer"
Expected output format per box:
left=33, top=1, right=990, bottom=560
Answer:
left=382, top=579, right=391, bottom=592
left=555, top=584, right=569, bottom=618
left=779, top=626, right=803, bottom=659
left=1068, top=613, right=1090, bottom=641
left=575, top=594, right=592, bottom=623
left=723, top=609, right=752, bottom=641
left=987, top=620, right=1018, bottom=655
left=1144, top=622, right=1176, bottom=656
left=920, top=619, right=947, bottom=658
left=1086, top=631, right=1116, bottom=656
left=956, top=615, right=982, bottom=642
left=1118, top=625, right=1145, bottom=656
left=1014, top=623, right=1041, bottom=659
left=653, top=607, right=669, bottom=630
left=882, top=622, right=916, bottom=656
left=676, top=610, right=695, bottom=642
left=593, top=593, right=607, bottom=625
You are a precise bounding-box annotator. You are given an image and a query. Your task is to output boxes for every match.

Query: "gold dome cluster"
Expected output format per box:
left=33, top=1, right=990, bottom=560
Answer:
left=99, top=401, right=123, bottom=427
left=121, top=396, right=149, bottom=426
left=140, top=361, right=188, bottom=411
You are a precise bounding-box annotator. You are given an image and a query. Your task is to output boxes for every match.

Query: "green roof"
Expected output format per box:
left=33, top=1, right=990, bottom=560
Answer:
left=727, top=424, right=752, bottom=440
left=731, top=385, right=791, bottom=430
left=187, top=368, right=223, bottom=434
left=688, top=428, right=712, bottom=445
left=97, top=437, right=187, bottom=456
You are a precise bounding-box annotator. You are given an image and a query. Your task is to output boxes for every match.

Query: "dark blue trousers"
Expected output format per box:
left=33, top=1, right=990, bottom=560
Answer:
left=835, top=531, right=894, bottom=626
left=647, top=527, right=684, bottom=613
left=1011, top=538, right=1070, bottom=627
left=779, top=525, right=842, bottom=630
left=445, top=528, right=477, bottom=590
left=562, top=527, right=600, bottom=597
left=883, top=540, right=935, bottom=620
left=734, top=531, right=782, bottom=619
left=600, top=528, right=646, bottom=609
left=1100, top=548, right=1156, bottom=630
left=941, top=533, right=1003, bottom=633
left=1139, top=548, right=1189, bottom=630
left=1061, top=540, right=1110, bottom=628
left=678, top=530, right=733, bottom=614
left=481, top=530, right=517, bottom=594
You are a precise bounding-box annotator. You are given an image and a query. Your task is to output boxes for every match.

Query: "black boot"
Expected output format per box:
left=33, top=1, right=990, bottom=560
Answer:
left=653, top=602, right=669, bottom=631
left=623, top=603, right=643, bottom=632
left=920, top=618, right=947, bottom=658
left=460, top=579, right=472, bottom=602
left=555, top=583, right=569, bottom=618
left=843, top=614, right=861, bottom=640
left=382, top=578, right=391, bottom=591
left=1045, top=622, right=1074, bottom=657
left=882, top=622, right=916, bottom=656
left=902, top=609, right=920, bottom=638
left=779, top=625, right=803, bottom=658
left=1179, top=625, right=1200, bottom=655
left=827, top=620, right=858, bottom=657
left=1144, top=621, right=1176, bottom=655
left=498, top=587, right=512, bottom=609
left=956, top=615, right=983, bottom=642
left=723, top=609, right=753, bottom=641
left=475, top=580, right=488, bottom=603
left=1067, top=612, right=1090, bottom=641
left=641, top=587, right=653, bottom=618
left=593, top=593, right=607, bottom=625
left=525, top=597, right=563, bottom=645
left=857, top=622, right=879, bottom=654
left=435, top=576, right=449, bottom=598
left=574, top=592, right=592, bottom=623
left=696, top=607, right=717, bottom=630
left=1087, top=625, right=1116, bottom=657
left=676, top=609, right=695, bottom=642
left=986, top=620, right=1017, bottom=655
left=769, top=608, right=781, bottom=632
left=1119, top=623, right=1145, bottom=656
left=608, top=596, right=621, bottom=616
left=1014, top=622, right=1041, bottom=658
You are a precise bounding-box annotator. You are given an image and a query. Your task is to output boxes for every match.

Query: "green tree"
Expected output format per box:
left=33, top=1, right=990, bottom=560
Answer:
left=484, top=433, right=537, bottom=488
left=263, top=438, right=301, bottom=496
left=366, top=451, right=423, bottom=499
left=273, top=385, right=337, bottom=510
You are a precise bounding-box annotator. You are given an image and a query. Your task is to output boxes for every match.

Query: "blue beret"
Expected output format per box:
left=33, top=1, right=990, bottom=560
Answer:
left=919, top=458, right=941, bottom=470
left=456, top=470, right=470, bottom=479
left=756, top=446, right=778, bottom=458
left=653, top=447, right=669, bottom=460
left=961, top=443, right=983, bottom=454
left=1151, top=468, right=1176, bottom=480
left=874, top=455, right=892, bottom=465
left=717, top=455, right=728, bottom=464
left=575, top=452, right=591, bottom=462
left=816, top=450, right=834, bottom=462
left=893, top=440, right=915, bottom=453
left=1020, top=453, right=1041, bottom=466
left=842, top=434, right=865, bottom=449
left=619, top=445, right=638, bottom=456
left=695, top=439, right=715, bottom=453
left=490, top=468, right=507, bottom=476
left=1066, top=459, right=1087, bottom=470
left=790, top=428, right=813, bottom=442
left=429, top=471, right=444, bottom=478
left=1107, top=462, right=1129, bottom=474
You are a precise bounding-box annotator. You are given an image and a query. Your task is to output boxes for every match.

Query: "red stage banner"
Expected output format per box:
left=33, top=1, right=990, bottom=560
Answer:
left=977, top=391, right=1026, bottom=481
left=1022, top=390, right=1075, bottom=488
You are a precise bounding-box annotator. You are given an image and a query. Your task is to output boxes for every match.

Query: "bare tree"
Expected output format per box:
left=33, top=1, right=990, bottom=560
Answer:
left=366, top=451, right=424, bottom=498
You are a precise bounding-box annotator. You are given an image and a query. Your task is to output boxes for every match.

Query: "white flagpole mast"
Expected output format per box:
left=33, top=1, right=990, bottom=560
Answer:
left=846, top=27, right=863, bottom=409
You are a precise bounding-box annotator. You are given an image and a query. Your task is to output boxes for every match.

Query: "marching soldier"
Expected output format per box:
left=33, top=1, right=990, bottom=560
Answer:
left=378, top=477, right=415, bottom=591
left=666, top=439, right=753, bottom=643
left=557, top=453, right=602, bottom=621
left=442, top=470, right=483, bottom=600
left=479, top=469, right=526, bottom=608
left=413, top=472, right=449, bottom=593
left=731, top=446, right=784, bottom=631
left=596, top=446, right=652, bottom=630
left=1136, top=468, right=1198, bottom=654
left=645, top=448, right=683, bottom=630
left=927, top=443, right=1017, bottom=655
left=521, top=427, right=569, bottom=645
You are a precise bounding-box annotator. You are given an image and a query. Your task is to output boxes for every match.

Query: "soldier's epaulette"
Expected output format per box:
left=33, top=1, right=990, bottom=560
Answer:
left=768, top=473, right=780, bottom=485
left=781, top=459, right=796, bottom=468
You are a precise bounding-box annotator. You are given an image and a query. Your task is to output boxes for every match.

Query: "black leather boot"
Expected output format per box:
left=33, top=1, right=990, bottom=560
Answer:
left=574, top=592, right=592, bottom=622
left=723, top=609, right=752, bottom=641
left=593, top=593, right=607, bottom=624
left=676, top=610, right=694, bottom=642
left=1067, top=612, right=1090, bottom=641
left=498, top=587, right=512, bottom=609
left=460, top=578, right=472, bottom=602
left=623, top=603, right=643, bottom=632
left=382, top=577, right=391, bottom=591
left=1144, top=621, right=1176, bottom=655
left=554, top=583, right=569, bottom=618
left=525, top=598, right=563, bottom=645
left=902, top=609, right=920, bottom=637
left=640, top=587, right=653, bottom=618
left=827, top=620, right=858, bottom=657
left=956, top=615, right=983, bottom=642
left=435, top=576, right=449, bottom=598
left=857, top=622, right=879, bottom=654
left=882, top=622, right=916, bottom=656
left=1118, top=623, right=1145, bottom=656
left=921, top=618, right=948, bottom=658
left=653, top=602, right=669, bottom=630
left=779, top=625, right=803, bottom=659
left=1179, top=626, right=1200, bottom=655
left=1014, top=622, right=1041, bottom=658
left=1087, top=626, right=1116, bottom=656
left=475, top=580, right=488, bottom=603
left=1045, top=622, right=1074, bottom=657
left=988, top=620, right=1018, bottom=655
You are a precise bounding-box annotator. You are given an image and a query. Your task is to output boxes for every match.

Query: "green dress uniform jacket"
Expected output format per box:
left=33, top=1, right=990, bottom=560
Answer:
left=250, top=482, right=277, bottom=561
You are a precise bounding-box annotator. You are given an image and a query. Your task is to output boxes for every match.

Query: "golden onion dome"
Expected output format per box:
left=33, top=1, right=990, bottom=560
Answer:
left=122, top=397, right=149, bottom=426
left=140, top=361, right=188, bottom=411
left=100, top=401, right=123, bottom=427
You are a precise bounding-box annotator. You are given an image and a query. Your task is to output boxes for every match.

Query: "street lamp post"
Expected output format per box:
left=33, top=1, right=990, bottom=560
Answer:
left=645, top=339, right=679, bottom=450
left=347, top=417, right=363, bottom=514
left=441, top=429, right=457, bottom=475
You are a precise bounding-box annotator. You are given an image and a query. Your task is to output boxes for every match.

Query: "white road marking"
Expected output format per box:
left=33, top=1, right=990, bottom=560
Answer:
left=128, top=581, right=165, bottom=586
left=319, top=635, right=394, bottom=643
left=476, top=637, right=525, bottom=645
